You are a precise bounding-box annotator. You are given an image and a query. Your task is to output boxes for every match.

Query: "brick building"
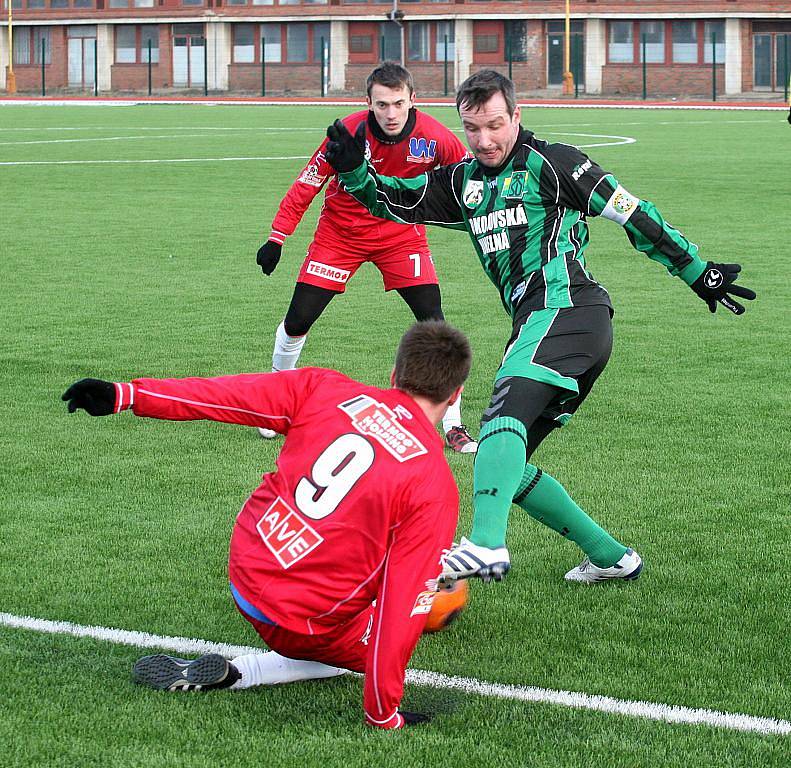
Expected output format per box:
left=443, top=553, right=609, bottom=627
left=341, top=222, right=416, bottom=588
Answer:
left=1, top=0, right=790, bottom=97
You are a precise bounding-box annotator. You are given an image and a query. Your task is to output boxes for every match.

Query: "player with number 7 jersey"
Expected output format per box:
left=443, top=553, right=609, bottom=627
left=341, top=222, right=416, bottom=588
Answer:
left=62, top=322, right=471, bottom=729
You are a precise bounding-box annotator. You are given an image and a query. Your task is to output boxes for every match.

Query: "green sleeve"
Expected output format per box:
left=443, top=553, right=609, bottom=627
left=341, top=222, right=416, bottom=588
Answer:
left=338, top=162, right=469, bottom=231
left=623, top=200, right=706, bottom=285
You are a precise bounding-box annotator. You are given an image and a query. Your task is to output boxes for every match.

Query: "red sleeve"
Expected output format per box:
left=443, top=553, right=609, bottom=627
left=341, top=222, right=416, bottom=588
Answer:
left=127, top=368, right=327, bottom=433
left=363, top=473, right=459, bottom=729
left=269, top=140, right=334, bottom=240
left=437, top=129, right=470, bottom=165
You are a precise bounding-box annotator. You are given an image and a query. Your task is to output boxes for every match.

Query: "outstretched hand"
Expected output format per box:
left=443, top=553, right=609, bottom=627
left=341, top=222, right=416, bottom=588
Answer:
left=690, top=262, right=756, bottom=315
left=325, top=119, right=367, bottom=174
left=62, top=378, right=116, bottom=416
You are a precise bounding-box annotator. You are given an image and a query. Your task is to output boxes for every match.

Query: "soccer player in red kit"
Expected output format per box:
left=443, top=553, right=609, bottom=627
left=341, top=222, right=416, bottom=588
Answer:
left=62, top=321, right=471, bottom=730
left=255, top=62, right=477, bottom=454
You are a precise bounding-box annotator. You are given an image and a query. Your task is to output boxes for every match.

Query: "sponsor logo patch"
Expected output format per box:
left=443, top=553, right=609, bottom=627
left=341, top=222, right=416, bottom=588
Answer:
left=306, top=260, right=351, bottom=283
left=338, top=395, right=427, bottom=462
left=256, top=497, right=324, bottom=569
left=463, top=179, right=484, bottom=208
left=407, top=137, right=437, bottom=164
left=298, top=152, right=328, bottom=187
left=410, top=590, right=436, bottom=616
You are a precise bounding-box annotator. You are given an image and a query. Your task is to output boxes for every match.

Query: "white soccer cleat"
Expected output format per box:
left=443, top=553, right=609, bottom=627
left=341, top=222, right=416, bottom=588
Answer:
left=440, top=537, right=510, bottom=584
left=564, top=548, right=643, bottom=584
left=257, top=427, right=279, bottom=439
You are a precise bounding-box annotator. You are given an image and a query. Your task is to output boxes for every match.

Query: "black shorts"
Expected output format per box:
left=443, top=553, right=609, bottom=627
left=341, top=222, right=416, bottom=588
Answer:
left=481, top=304, right=613, bottom=454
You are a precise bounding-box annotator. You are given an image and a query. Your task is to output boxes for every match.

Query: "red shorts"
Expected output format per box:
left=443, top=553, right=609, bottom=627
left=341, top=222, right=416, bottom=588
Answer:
left=296, top=238, right=437, bottom=294
left=237, top=602, right=374, bottom=673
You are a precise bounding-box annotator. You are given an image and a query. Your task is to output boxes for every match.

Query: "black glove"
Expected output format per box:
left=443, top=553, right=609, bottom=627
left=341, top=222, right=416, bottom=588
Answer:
left=62, top=378, right=116, bottom=416
left=401, top=711, right=431, bottom=726
left=689, top=262, right=756, bottom=315
left=325, top=119, right=366, bottom=174
left=256, top=240, right=282, bottom=276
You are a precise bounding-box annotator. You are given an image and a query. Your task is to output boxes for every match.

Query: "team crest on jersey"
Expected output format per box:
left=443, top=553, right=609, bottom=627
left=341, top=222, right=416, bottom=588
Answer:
left=364, top=140, right=372, bottom=162
left=256, top=497, right=324, bottom=569
left=338, top=395, right=427, bottom=462
left=407, top=137, right=437, bottom=164
left=501, top=171, right=528, bottom=200
left=463, top=180, right=484, bottom=208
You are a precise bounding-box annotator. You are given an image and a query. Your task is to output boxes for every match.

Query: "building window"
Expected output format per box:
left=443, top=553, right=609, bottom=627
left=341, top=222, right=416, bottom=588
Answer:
left=262, top=24, right=281, bottom=62
left=115, top=26, right=137, bottom=63
left=608, top=21, right=633, bottom=63
left=34, top=27, right=51, bottom=63
left=639, top=21, right=665, bottom=63
left=50, top=0, right=68, bottom=8
left=672, top=20, right=697, bottom=63
left=134, top=0, right=155, bottom=6
left=287, top=23, right=308, bottom=63
left=279, top=0, right=299, bottom=5
left=226, top=0, right=246, bottom=5
left=313, top=23, right=330, bottom=62
left=436, top=20, right=454, bottom=61
left=379, top=23, right=400, bottom=61
left=474, top=34, right=498, bottom=54
left=504, top=20, right=527, bottom=62
left=141, top=25, right=159, bottom=62
left=109, top=0, right=129, bottom=7
left=234, top=23, right=255, bottom=63
left=704, top=21, right=725, bottom=63
left=251, top=0, right=273, bottom=5
left=73, top=0, right=92, bottom=7
left=27, top=0, right=46, bottom=8
left=182, top=0, right=202, bottom=6
left=12, top=26, right=31, bottom=65
left=350, top=35, right=372, bottom=54
left=408, top=22, right=430, bottom=62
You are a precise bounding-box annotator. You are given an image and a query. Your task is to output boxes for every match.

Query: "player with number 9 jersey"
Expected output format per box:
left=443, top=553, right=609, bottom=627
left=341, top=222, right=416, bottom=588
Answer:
left=119, top=337, right=465, bottom=728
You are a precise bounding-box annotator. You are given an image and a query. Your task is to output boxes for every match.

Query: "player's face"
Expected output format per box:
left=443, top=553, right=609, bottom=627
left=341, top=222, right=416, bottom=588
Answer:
left=459, top=93, right=521, bottom=168
left=367, top=84, right=415, bottom=137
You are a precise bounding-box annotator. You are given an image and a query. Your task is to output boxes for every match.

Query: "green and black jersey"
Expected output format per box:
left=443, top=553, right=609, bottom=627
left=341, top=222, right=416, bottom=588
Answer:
left=338, top=127, right=706, bottom=318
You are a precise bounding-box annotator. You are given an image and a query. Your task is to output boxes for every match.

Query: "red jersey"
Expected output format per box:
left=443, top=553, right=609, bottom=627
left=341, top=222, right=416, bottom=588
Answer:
left=268, top=109, right=468, bottom=251
left=125, top=368, right=459, bottom=726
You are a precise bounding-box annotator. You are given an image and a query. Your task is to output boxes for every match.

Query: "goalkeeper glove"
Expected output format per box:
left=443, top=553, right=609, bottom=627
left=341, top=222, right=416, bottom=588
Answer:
left=325, top=120, right=366, bottom=174
left=689, top=262, right=756, bottom=315
left=256, top=240, right=282, bottom=275
left=62, top=378, right=117, bottom=416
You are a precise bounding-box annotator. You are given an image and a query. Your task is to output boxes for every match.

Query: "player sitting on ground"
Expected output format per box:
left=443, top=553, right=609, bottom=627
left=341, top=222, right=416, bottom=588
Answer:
left=62, top=321, right=471, bottom=730
left=254, top=61, right=476, bottom=454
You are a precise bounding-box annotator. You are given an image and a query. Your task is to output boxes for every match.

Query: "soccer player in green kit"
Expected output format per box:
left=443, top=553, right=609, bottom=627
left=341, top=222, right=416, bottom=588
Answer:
left=323, top=70, right=756, bottom=584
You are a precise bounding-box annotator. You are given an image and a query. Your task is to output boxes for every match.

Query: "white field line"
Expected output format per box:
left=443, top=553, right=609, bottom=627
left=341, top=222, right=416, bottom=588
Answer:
left=1, top=611, right=788, bottom=737
left=0, top=155, right=310, bottom=167
left=0, top=131, right=633, bottom=165
left=0, top=119, right=778, bottom=133
left=0, top=133, right=250, bottom=146
left=0, top=99, right=787, bottom=111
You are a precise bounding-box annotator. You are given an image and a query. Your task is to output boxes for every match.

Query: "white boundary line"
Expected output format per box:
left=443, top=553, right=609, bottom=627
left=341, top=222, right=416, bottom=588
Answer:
left=0, top=155, right=310, bottom=166
left=0, top=98, right=787, bottom=111
left=1, top=611, right=788, bottom=737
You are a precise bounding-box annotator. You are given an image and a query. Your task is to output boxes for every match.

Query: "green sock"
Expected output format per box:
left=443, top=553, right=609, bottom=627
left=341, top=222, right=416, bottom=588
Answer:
left=469, top=417, right=528, bottom=549
left=515, top=466, right=627, bottom=567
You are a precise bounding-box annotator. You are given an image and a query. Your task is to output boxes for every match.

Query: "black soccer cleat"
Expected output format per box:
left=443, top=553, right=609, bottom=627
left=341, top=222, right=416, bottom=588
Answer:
left=132, top=653, right=241, bottom=692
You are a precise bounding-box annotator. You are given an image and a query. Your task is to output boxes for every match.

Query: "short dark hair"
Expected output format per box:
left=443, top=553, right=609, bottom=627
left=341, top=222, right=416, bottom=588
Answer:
left=394, top=321, right=471, bottom=404
left=456, top=69, right=516, bottom=116
left=366, top=62, right=415, bottom=98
